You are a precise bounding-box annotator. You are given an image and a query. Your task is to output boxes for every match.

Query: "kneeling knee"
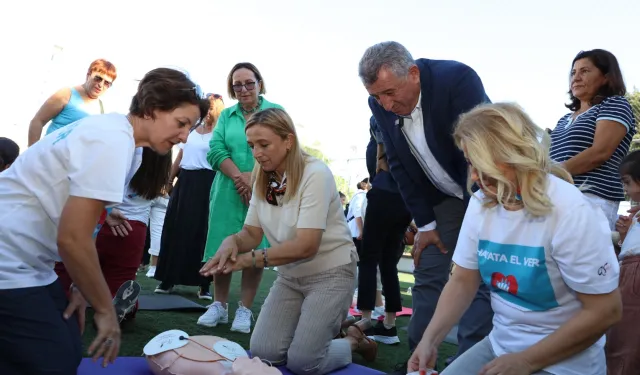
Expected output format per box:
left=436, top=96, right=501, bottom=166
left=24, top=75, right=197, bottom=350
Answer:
left=286, top=350, right=323, bottom=375
left=250, top=336, right=286, bottom=364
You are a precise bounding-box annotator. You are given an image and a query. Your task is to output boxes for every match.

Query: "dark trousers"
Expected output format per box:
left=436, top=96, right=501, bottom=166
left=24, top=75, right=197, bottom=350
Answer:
left=407, top=197, right=494, bottom=358
left=357, top=188, right=411, bottom=312
left=0, top=280, right=82, bottom=374
left=55, top=220, right=148, bottom=318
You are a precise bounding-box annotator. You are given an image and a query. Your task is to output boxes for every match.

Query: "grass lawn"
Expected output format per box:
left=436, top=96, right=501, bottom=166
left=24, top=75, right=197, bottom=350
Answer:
left=81, top=269, right=457, bottom=373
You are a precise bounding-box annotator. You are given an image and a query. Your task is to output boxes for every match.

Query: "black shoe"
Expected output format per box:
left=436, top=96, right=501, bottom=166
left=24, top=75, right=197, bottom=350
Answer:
left=386, top=360, right=408, bottom=375
left=113, top=280, right=141, bottom=323
left=368, top=320, right=400, bottom=345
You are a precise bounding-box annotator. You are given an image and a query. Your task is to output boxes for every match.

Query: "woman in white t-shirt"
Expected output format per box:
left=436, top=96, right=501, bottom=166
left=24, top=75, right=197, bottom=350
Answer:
left=55, top=147, right=172, bottom=324
left=201, top=108, right=377, bottom=375
left=154, top=93, right=225, bottom=298
left=0, top=68, right=209, bottom=374
left=408, top=103, right=622, bottom=375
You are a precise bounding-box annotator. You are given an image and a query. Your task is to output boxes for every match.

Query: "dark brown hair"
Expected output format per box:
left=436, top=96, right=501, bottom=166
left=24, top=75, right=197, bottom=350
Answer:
left=129, top=68, right=210, bottom=123
left=226, top=62, right=266, bottom=100
left=0, top=137, right=19, bottom=170
left=87, top=59, right=117, bottom=81
left=620, top=150, right=640, bottom=182
left=566, top=49, right=626, bottom=111
left=129, top=147, right=173, bottom=200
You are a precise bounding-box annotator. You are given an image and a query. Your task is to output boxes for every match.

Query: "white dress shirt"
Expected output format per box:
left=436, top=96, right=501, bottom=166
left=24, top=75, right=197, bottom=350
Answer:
left=400, top=93, right=463, bottom=231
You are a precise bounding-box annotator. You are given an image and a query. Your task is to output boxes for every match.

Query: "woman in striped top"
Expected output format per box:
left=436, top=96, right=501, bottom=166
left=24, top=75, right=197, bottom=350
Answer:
left=550, top=49, right=636, bottom=230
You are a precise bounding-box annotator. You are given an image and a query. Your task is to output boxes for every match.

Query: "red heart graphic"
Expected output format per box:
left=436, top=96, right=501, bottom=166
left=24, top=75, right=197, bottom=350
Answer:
left=490, top=272, right=519, bottom=295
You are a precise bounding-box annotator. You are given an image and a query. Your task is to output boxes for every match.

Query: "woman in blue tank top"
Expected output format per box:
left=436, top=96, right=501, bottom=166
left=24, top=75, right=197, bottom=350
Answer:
left=27, top=59, right=117, bottom=146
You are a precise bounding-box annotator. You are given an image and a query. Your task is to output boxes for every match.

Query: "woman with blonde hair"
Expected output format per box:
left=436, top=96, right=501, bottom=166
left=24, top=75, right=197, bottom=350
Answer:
left=201, top=108, right=377, bottom=375
left=408, top=103, right=622, bottom=375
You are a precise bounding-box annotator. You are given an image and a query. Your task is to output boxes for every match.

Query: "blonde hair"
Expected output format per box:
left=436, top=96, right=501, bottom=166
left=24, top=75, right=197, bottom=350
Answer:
left=245, top=108, right=309, bottom=203
left=208, top=96, right=225, bottom=125
left=453, top=103, right=573, bottom=217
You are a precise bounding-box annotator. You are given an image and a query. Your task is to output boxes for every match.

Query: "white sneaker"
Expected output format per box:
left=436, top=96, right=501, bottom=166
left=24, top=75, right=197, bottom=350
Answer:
left=146, top=266, right=156, bottom=278
left=230, top=302, right=253, bottom=333
left=371, top=306, right=385, bottom=320
left=197, top=301, right=228, bottom=327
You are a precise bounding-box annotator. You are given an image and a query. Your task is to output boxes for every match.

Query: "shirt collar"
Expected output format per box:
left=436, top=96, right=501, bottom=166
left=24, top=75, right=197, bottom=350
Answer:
left=399, top=92, right=422, bottom=121
left=412, top=92, right=422, bottom=113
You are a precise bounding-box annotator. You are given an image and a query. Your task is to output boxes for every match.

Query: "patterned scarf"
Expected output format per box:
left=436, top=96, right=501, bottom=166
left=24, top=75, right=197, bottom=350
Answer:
left=266, top=173, right=287, bottom=206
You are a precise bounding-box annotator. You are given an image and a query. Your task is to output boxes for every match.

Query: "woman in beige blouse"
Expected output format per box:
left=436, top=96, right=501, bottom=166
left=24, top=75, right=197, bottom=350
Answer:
left=201, top=108, right=377, bottom=375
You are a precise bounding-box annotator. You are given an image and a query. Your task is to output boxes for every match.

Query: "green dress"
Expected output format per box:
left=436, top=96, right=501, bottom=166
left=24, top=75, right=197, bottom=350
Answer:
left=203, top=97, right=283, bottom=260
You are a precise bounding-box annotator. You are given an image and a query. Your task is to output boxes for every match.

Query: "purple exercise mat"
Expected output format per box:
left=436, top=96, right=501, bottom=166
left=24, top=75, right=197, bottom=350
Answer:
left=78, top=357, right=383, bottom=375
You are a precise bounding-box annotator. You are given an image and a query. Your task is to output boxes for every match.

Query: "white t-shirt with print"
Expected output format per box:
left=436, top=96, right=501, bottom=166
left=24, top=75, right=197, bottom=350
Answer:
left=452, top=174, right=619, bottom=375
left=0, top=113, right=136, bottom=290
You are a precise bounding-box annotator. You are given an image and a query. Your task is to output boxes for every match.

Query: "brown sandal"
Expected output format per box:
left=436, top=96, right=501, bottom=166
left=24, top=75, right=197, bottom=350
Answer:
left=346, top=325, right=378, bottom=362
left=335, top=316, right=356, bottom=338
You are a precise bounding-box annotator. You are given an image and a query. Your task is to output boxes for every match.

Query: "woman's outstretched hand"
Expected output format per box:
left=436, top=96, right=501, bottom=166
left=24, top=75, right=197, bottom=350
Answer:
left=200, top=238, right=239, bottom=276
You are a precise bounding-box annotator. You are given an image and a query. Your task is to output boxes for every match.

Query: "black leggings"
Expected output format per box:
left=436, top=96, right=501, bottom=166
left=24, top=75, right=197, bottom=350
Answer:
left=0, top=280, right=82, bottom=374
left=357, top=188, right=411, bottom=312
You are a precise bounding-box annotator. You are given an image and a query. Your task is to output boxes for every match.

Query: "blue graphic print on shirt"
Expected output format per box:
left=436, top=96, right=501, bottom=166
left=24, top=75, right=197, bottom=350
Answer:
left=52, top=121, right=81, bottom=145
left=477, top=240, right=558, bottom=311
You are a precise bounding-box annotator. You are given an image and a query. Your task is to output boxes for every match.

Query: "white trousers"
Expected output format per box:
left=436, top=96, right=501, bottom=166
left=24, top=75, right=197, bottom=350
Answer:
left=148, top=196, right=169, bottom=256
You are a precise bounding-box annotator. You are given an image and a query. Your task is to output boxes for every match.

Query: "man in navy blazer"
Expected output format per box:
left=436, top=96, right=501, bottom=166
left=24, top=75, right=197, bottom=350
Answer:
left=358, top=41, right=494, bottom=371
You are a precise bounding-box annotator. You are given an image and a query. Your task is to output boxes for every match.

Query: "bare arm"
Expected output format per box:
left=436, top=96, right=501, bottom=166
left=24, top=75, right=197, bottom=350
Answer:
left=218, top=158, right=243, bottom=180
left=57, top=196, right=115, bottom=314
left=421, top=264, right=482, bottom=345
left=355, top=217, right=364, bottom=239
left=521, top=290, right=622, bottom=371
left=562, top=120, right=627, bottom=175
left=28, top=88, right=71, bottom=146
left=168, top=149, right=183, bottom=183
left=238, top=228, right=323, bottom=268
left=228, top=224, right=265, bottom=254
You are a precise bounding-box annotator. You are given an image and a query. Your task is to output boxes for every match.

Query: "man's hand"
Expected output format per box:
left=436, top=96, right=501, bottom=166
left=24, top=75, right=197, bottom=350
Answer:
left=105, top=208, right=133, bottom=237
left=411, top=230, right=447, bottom=267
left=63, top=285, right=87, bottom=334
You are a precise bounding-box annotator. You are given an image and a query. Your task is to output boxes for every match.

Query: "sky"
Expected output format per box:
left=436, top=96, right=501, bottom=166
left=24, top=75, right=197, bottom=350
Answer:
left=1, top=0, right=638, bottom=186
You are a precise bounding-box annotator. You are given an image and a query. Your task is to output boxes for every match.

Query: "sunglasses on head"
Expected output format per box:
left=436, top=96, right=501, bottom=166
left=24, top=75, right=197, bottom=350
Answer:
left=92, top=75, right=113, bottom=88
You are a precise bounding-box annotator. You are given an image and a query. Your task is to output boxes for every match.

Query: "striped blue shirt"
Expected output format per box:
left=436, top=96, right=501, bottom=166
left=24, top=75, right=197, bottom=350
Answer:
left=550, top=95, right=636, bottom=201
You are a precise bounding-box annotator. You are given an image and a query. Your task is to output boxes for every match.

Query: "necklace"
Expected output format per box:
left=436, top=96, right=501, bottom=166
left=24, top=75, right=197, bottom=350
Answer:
left=240, top=97, right=263, bottom=115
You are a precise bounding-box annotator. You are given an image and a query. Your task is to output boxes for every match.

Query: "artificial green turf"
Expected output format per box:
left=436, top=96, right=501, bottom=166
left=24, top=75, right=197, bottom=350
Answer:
left=81, top=269, right=457, bottom=373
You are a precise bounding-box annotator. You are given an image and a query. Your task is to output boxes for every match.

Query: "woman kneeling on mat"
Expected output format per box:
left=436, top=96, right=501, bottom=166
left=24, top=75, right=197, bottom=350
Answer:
left=408, top=103, right=622, bottom=375
left=0, top=67, right=209, bottom=374
left=201, top=108, right=377, bottom=375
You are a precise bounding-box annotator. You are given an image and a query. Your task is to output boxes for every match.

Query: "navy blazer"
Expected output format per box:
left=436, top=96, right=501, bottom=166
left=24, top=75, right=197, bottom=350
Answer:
left=369, top=58, right=490, bottom=227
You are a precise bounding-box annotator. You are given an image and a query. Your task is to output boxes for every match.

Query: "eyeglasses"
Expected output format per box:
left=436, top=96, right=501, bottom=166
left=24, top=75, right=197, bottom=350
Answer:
left=232, top=81, right=258, bottom=92
left=92, top=75, right=113, bottom=88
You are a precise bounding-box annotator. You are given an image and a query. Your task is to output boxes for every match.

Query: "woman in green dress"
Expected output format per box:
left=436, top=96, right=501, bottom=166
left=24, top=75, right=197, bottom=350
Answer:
left=198, top=62, right=283, bottom=334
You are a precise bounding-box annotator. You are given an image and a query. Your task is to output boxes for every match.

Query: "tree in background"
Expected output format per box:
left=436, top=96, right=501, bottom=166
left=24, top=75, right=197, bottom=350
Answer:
left=628, top=89, right=640, bottom=151
left=302, top=144, right=353, bottom=199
